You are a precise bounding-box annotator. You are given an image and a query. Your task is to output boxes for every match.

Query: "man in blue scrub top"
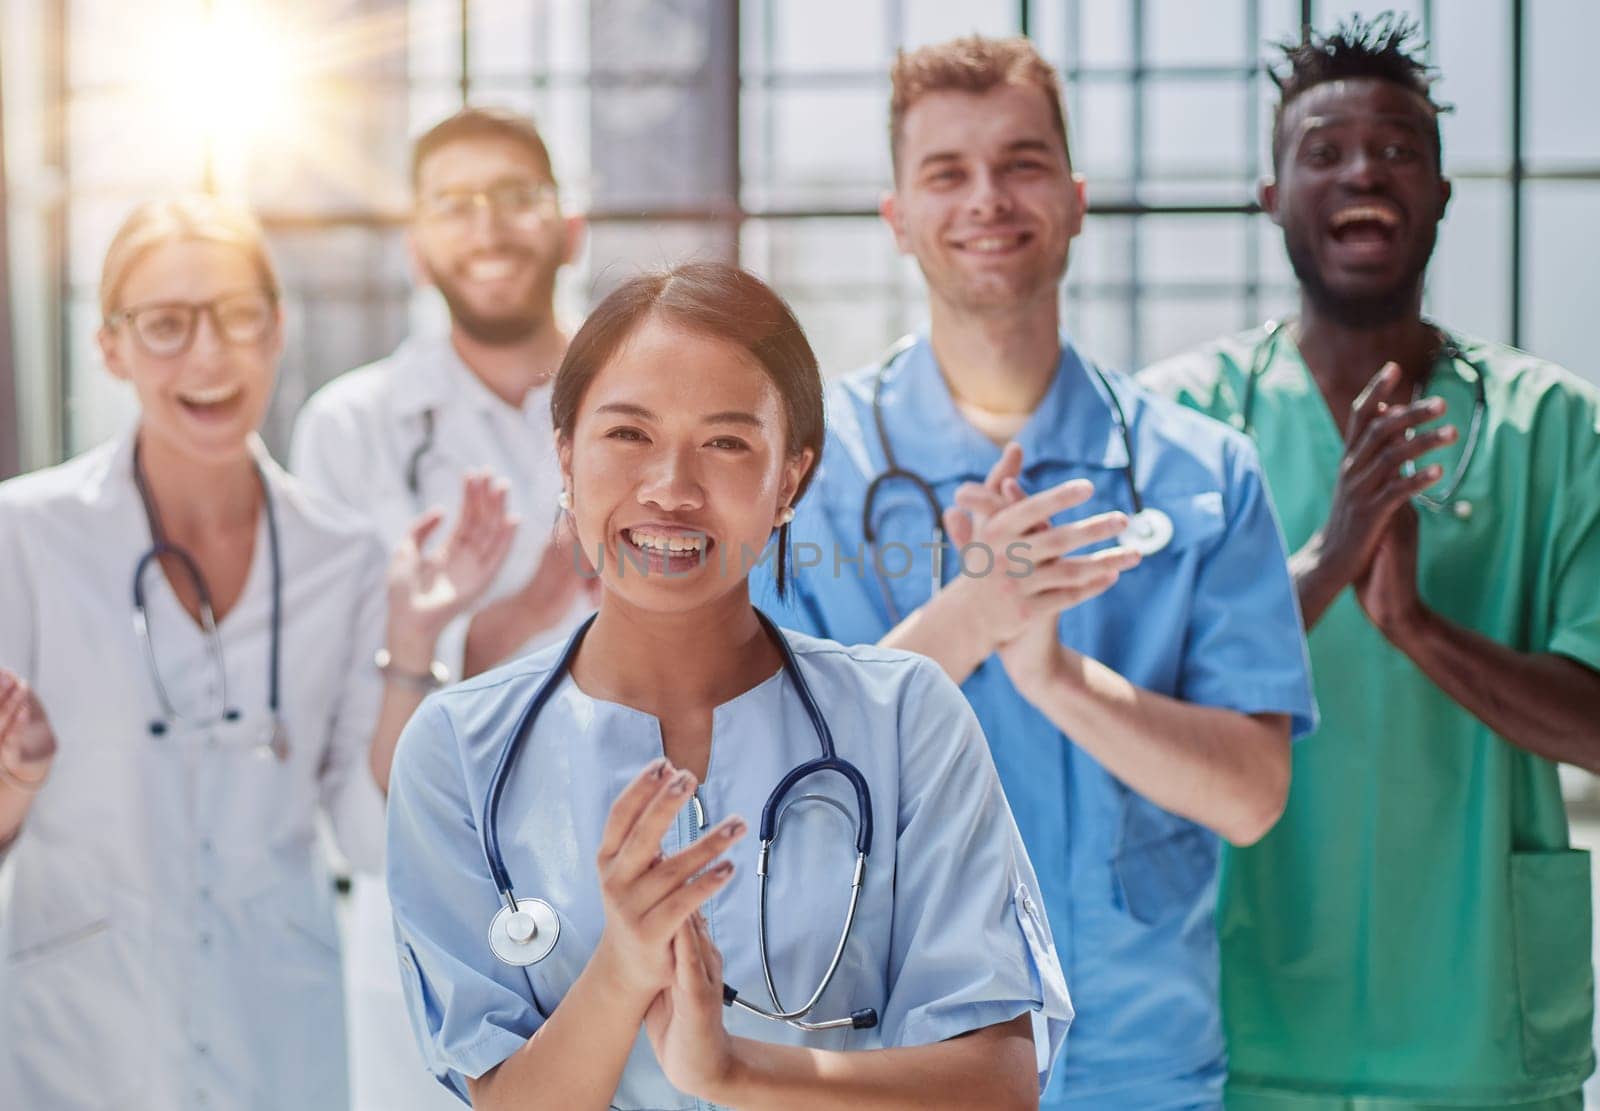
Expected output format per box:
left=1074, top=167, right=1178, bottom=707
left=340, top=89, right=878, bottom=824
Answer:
left=749, top=35, right=1316, bottom=1110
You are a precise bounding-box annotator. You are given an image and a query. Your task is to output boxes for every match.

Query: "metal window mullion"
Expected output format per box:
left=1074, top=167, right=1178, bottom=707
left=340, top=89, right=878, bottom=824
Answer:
left=49, top=0, right=69, bottom=459
left=0, top=48, right=15, bottom=479
left=1243, top=0, right=1263, bottom=332
left=1128, top=0, right=1147, bottom=370
left=1509, top=0, right=1525, bottom=347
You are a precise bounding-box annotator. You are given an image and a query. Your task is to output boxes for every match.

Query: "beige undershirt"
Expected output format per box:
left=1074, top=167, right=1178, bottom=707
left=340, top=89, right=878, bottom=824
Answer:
left=952, top=396, right=1031, bottom=445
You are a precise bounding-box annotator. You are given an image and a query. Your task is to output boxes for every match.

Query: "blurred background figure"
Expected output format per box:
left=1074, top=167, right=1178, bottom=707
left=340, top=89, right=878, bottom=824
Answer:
left=290, top=106, right=591, bottom=1111
left=0, top=194, right=511, bottom=1110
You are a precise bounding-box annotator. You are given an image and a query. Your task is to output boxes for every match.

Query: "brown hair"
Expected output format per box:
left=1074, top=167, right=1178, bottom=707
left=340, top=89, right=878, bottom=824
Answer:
left=551, top=262, right=824, bottom=596
left=889, top=35, right=1072, bottom=177
left=99, top=195, right=279, bottom=321
left=411, top=106, right=557, bottom=191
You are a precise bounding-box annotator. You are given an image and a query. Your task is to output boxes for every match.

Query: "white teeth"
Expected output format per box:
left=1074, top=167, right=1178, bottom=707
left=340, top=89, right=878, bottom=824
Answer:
left=966, top=236, right=1021, bottom=252
left=626, top=529, right=707, bottom=553
left=466, top=259, right=517, bottom=280
left=1332, top=205, right=1400, bottom=230
left=179, top=384, right=241, bottom=406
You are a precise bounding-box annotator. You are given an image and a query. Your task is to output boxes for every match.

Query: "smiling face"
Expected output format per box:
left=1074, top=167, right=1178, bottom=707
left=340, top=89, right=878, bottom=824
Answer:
left=883, top=83, right=1085, bottom=318
left=558, top=314, right=813, bottom=614
left=410, top=135, right=579, bottom=345
left=99, top=239, right=282, bottom=466
left=1267, top=77, right=1451, bottom=327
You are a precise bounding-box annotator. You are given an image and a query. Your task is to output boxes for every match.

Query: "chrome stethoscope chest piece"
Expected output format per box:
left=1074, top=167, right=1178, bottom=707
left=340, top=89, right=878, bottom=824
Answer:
left=1119, top=506, right=1174, bottom=556
left=488, top=897, right=561, bottom=966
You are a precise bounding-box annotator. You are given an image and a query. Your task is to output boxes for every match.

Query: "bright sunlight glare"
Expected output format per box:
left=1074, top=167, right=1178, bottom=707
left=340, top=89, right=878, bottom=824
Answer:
left=151, top=3, right=303, bottom=183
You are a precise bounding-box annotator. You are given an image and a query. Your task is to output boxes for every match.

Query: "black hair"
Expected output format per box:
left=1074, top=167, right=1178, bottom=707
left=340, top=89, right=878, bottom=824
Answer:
left=1269, top=14, right=1450, bottom=170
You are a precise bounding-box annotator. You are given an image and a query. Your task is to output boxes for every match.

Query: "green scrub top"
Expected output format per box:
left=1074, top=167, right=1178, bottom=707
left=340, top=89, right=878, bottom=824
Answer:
left=1141, top=327, right=1600, bottom=1105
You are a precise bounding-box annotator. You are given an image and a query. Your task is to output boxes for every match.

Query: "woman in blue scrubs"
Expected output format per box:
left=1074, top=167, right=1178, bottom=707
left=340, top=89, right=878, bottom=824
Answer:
left=385, top=262, right=1071, bottom=1110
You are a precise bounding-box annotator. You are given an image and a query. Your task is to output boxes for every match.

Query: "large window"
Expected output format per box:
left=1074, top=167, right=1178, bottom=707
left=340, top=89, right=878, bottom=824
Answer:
left=2, top=0, right=1596, bottom=472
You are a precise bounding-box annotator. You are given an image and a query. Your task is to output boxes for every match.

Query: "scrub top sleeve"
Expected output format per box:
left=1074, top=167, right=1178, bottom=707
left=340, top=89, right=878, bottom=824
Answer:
left=317, top=535, right=389, bottom=873
left=386, top=699, right=546, bottom=1101
left=1546, top=412, right=1600, bottom=670
left=0, top=502, right=35, bottom=677
left=878, top=658, right=1072, bottom=1091
left=1181, top=440, right=1319, bottom=738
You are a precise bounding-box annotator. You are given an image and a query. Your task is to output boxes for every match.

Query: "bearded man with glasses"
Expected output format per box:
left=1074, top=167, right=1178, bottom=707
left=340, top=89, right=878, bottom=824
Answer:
left=290, top=107, right=594, bottom=1111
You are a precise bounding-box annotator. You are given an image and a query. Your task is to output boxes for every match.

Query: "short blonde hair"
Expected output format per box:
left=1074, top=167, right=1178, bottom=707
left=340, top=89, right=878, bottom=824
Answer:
left=100, top=195, right=280, bottom=321
left=889, top=35, right=1072, bottom=178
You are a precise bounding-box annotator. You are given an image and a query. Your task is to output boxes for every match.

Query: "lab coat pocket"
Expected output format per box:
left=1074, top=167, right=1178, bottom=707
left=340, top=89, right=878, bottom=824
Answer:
left=1510, top=848, right=1595, bottom=1076
left=3, top=844, right=153, bottom=1103
left=1110, top=798, right=1217, bottom=926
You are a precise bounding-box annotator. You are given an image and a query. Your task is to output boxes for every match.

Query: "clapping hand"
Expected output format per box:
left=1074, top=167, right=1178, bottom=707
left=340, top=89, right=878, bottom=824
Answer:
left=644, top=912, right=737, bottom=1098
left=387, top=471, right=518, bottom=641
left=0, top=669, right=56, bottom=791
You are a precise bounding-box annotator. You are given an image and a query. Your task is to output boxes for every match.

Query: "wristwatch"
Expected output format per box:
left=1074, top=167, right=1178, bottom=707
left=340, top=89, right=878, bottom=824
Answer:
left=374, top=648, right=451, bottom=692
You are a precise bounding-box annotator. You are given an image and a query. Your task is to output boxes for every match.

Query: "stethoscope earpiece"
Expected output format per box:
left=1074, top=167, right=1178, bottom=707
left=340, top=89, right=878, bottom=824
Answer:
left=149, top=720, right=167, bottom=737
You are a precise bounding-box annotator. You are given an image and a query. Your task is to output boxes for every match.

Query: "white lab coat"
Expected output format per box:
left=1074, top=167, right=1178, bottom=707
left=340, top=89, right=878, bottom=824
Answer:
left=291, top=333, right=586, bottom=1111
left=0, top=429, right=388, bottom=1111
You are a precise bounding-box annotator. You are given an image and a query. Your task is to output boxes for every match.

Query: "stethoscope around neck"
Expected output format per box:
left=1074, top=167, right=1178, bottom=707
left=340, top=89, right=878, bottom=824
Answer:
left=862, top=336, right=1175, bottom=623
left=130, top=439, right=288, bottom=761
left=1236, top=318, right=1487, bottom=520
left=482, top=610, right=880, bottom=1032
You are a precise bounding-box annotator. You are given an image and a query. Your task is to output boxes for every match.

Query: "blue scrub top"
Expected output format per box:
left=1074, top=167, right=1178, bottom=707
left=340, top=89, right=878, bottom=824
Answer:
left=750, top=337, right=1316, bottom=1109
left=386, top=629, right=1072, bottom=1109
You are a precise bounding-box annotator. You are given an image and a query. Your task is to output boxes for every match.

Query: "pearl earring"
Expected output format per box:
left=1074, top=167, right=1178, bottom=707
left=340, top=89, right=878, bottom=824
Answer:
left=557, top=489, right=572, bottom=511
left=776, top=506, right=795, bottom=526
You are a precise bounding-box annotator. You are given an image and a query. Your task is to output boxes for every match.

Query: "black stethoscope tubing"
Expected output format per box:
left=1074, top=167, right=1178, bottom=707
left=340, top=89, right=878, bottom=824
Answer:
left=1237, top=319, right=1488, bottom=518
left=482, top=609, right=879, bottom=1030
left=861, top=337, right=1162, bottom=616
left=130, top=439, right=284, bottom=744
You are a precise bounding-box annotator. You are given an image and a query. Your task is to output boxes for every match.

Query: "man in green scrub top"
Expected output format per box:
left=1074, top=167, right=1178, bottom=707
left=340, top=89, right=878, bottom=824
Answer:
left=1141, top=15, right=1600, bottom=1111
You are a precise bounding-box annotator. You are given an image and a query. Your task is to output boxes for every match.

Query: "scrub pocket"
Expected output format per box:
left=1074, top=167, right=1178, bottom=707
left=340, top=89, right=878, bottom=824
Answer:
left=1510, top=848, right=1595, bottom=1076
left=1111, top=795, right=1218, bottom=926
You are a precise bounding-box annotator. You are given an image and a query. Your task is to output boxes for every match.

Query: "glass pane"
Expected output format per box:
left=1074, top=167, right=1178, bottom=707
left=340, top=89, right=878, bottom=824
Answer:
left=65, top=293, right=137, bottom=455
left=1147, top=0, right=1249, bottom=66
left=1064, top=294, right=1133, bottom=373
left=744, top=87, right=890, bottom=207
left=902, top=0, right=1019, bottom=49
left=1145, top=79, right=1250, bottom=179
left=466, top=0, right=543, bottom=80
left=1070, top=213, right=1134, bottom=287
left=1425, top=177, right=1510, bottom=346
left=409, top=0, right=464, bottom=82
left=1524, top=182, right=1600, bottom=387
left=1137, top=214, right=1249, bottom=285
left=1433, top=0, right=1510, bottom=170
left=743, top=217, right=899, bottom=291
left=764, top=0, right=890, bottom=71
left=1526, top=0, right=1600, bottom=168
left=1071, top=79, right=1135, bottom=183
left=1077, top=0, right=1134, bottom=70
left=69, top=0, right=207, bottom=90
left=68, top=92, right=207, bottom=192
left=1140, top=293, right=1248, bottom=369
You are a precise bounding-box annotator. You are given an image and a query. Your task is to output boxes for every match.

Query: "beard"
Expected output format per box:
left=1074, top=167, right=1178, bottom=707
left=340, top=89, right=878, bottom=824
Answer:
left=422, top=250, right=552, bottom=346
left=1283, top=221, right=1438, bottom=330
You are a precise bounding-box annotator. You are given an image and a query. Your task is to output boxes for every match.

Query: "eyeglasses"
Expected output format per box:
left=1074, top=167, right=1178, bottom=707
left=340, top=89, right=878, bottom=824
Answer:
left=418, top=182, right=560, bottom=231
left=107, top=290, right=278, bottom=358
